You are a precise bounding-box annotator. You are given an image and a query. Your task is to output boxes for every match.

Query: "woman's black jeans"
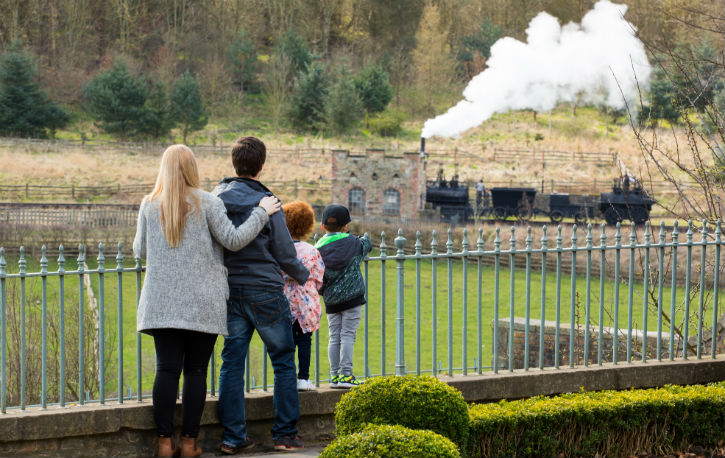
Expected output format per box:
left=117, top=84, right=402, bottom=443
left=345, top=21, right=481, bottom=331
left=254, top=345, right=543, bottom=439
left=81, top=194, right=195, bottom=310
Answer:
left=152, top=328, right=217, bottom=437
left=292, top=320, right=312, bottom=380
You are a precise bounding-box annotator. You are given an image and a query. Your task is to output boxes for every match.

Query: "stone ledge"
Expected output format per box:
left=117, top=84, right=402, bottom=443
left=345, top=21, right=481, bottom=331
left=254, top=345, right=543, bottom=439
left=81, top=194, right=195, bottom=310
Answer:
left=0, top=388, right=346, bottom=443
left=1, top=357, right=723, bottom=457
left=443, top=356, right=725, bottom=402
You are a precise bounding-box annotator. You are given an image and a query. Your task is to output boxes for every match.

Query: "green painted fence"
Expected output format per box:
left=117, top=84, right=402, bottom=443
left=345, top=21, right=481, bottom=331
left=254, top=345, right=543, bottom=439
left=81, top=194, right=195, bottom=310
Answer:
left=0, top=220, right=722, bottom=413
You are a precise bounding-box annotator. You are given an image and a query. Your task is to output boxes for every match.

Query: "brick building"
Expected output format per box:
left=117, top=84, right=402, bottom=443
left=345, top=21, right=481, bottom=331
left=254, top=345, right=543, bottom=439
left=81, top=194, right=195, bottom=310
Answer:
left=330, top=149, right=425, bottom=221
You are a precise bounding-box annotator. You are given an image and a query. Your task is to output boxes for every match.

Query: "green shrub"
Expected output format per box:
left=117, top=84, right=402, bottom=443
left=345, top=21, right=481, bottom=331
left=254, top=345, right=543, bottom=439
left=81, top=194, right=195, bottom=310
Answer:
left=469, top=383, right=725, bottom=458
left=368, top=109, right=404, bottom=137
left=320, top=424, right=460, bottom=458
left=334, top=375, right=469, bottom=450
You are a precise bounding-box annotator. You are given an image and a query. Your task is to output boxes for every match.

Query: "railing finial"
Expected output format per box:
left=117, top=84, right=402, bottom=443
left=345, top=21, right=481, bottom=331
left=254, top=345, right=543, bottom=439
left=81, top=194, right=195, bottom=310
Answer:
left=116, top=242, right=124, bottom=269
left=40, top=245, right=48, bottom=274
left=701, top=219, right=708, bottom=241
left=394, top=229, right=406, bottom=256
left=58, top=245, right=65, bottom=272
left=556, top=225, right=562, bottom=249
left=446, top=228, right=453, bottom=254
left=19, top=246, right=26, bottom=274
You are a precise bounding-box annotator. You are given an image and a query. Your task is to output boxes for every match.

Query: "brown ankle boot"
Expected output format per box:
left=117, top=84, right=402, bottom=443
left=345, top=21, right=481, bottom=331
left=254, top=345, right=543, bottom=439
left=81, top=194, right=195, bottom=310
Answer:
left=157, top=437, right=176, bottom=457
left=180, top=435, right=202, bottom=457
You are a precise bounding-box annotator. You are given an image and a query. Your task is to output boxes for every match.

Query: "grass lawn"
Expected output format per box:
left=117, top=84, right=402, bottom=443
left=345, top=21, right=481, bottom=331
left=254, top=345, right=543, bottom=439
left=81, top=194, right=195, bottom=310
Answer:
left=1, top=249, right=715, bottom=406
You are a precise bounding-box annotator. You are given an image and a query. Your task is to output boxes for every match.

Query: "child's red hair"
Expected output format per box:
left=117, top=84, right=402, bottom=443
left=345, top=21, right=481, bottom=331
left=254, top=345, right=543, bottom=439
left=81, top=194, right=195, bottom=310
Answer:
left=282, top=201, right=316, bottom=241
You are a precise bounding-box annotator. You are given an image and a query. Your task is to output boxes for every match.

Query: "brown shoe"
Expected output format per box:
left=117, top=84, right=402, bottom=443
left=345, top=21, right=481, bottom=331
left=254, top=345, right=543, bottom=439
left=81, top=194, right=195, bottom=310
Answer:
left=157, top=437, right=176, bottom=457
left=180, top=435, right=202, bottom=457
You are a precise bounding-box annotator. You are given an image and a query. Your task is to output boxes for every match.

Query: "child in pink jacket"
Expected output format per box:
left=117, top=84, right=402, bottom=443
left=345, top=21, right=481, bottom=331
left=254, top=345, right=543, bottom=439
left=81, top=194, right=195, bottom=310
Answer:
left=281, top=201, right=325, bottom=391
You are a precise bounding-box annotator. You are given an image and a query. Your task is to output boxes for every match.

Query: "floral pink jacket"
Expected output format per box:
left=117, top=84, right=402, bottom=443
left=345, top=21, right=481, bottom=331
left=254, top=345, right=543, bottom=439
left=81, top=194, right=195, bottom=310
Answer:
left=283, top=241, right=324, bottom=333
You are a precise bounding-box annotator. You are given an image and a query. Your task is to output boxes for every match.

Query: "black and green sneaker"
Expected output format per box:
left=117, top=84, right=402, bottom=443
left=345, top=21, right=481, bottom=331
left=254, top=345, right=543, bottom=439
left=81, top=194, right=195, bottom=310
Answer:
left=336, top=375, right=363, bottom=388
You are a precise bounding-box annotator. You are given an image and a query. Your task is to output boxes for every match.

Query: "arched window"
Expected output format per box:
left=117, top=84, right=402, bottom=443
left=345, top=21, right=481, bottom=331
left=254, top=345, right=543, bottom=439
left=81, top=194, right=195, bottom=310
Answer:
left=349, top=187, right=366, bottom=215
left=383, top=188, right=400, bottom=215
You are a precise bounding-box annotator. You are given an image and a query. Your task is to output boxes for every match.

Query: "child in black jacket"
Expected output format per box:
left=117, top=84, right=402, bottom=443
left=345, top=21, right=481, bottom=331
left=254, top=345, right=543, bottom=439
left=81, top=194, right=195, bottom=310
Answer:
left=314, top=204, right=372, bottom=388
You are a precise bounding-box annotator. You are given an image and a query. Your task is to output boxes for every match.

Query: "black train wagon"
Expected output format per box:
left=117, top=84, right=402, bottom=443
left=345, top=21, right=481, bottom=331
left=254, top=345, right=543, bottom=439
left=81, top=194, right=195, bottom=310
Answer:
left=548, top=193, right=593, bottom=223
left=489, top=187, right=537, bottom=221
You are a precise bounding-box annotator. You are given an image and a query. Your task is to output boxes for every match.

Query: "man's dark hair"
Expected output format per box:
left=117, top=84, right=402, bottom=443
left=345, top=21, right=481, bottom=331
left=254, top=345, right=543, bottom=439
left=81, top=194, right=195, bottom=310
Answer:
left=231, top=136, right=266, bottom=177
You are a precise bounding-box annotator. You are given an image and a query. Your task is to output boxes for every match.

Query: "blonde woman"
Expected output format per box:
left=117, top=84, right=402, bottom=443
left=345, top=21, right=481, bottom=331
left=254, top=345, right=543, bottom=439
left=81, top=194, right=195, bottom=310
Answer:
left=133, top=145, right=280, bottom=458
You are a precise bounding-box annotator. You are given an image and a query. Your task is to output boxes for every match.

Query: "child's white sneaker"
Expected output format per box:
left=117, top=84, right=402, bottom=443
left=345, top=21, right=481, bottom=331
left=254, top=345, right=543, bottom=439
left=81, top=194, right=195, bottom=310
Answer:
left=297, top=379, right=316, bottom=391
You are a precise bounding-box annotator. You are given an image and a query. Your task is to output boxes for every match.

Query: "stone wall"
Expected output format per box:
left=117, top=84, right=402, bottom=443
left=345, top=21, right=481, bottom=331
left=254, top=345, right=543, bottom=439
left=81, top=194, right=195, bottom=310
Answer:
left=494, top=318, right=685, bottom=370
left=330, top=150, right=424, bottom=221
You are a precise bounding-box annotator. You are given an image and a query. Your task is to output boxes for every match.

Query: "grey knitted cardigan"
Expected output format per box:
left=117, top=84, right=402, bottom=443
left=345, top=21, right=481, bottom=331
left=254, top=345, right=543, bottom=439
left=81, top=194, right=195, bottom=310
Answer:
left=133, top=189, right=269, bottom=336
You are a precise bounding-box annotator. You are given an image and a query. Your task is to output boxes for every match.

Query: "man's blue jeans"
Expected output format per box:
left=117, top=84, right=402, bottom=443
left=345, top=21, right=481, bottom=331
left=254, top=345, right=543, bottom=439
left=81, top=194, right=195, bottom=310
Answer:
left=218, top=287, right=299, bottom=445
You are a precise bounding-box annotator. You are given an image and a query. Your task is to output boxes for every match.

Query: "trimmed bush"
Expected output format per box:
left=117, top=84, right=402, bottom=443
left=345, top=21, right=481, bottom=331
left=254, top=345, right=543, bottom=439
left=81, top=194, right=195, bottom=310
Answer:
left=334, top=375, right=469, bottom=450
left=320, top=424, right=460, bottom=458
left=469, top=383, right=725, bottom=458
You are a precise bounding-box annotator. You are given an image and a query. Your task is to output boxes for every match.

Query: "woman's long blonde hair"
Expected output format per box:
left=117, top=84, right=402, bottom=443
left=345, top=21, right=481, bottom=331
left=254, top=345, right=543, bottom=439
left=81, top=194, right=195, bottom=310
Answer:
left=148, top=144, right=201, bottom=247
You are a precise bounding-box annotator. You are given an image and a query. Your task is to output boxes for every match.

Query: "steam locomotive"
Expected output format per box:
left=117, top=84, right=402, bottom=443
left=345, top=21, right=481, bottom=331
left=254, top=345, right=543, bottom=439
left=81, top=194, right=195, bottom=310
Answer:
left=425, top=180, right=655, bottom=225
left=418, top=138, right=656, bottom=225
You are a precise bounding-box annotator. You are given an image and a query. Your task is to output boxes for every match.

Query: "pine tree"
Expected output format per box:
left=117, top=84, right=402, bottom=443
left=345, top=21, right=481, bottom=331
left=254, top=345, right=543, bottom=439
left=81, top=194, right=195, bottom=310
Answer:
left=457, top=20, right=501, bottom=78
left=278, top=27, right=312, bottom=76
left=645, top=68, right=679, bottom=125
left=227, top=28, right=258, bottom=93
left=288, top=62, right=328, bottom=132
left=354, top=65, right=393, bottom=118
left=0, top=44, right=69, bottom=138
left=411, top=3, right=457, bottom=116
left=82, top=60, right=149, bottom=140
left=169, top=71, right=208, bottom=143
left=141, top=80, right=173, bottom=140
left=325, top=67, right=364, bottom=134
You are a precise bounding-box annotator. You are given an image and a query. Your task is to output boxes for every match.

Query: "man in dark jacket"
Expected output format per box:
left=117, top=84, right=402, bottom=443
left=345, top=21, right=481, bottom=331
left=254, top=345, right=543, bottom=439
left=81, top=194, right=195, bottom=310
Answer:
left=314, top=204, right=372, bottom=389
left=213, top=137, right=309, bottom=454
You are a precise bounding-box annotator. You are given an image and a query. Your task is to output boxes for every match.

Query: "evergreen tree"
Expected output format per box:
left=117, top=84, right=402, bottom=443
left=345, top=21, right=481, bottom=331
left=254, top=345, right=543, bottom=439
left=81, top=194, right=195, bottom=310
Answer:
left=644, top=68, right=679, bottom=125
left=354, top=65, right=393, bottom=117
left=457, top=20, right=501, bottom=77
left=82, top=60, right=149, bottom=140
left=141, top=80, right=173, bottom=140
left=278, top=28, right=312, bottom=76
left=169, top=71, right=208, bottom=143
left=672, top=42, right=724, bottom=112
left=0, top=44, right=69, bottom=138
left=411, top=3, right=457, bottom=115
left=326, top=67, right=364, bottom=134
left=288, top=62, right=328, bottom=132
left=226, top=28, right=258, bottom=93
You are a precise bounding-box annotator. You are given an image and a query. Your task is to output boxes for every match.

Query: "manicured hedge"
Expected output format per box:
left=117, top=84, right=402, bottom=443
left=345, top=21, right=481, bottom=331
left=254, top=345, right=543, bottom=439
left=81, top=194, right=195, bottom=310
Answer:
left=334, top=375, right=469, bottom=450
left=469, top=383, right=725, bottom=458
left=319, top=424, right=461, bottom=458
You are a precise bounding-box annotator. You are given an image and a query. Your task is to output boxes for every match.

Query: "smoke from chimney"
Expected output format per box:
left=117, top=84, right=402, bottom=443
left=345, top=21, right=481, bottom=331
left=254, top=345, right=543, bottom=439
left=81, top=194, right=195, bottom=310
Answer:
left=422, top=0, right=651, bottom=139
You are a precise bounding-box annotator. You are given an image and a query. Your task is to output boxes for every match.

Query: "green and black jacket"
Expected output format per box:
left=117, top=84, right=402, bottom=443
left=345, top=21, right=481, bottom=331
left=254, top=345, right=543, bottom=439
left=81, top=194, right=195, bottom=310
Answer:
left=315, top=233, right=372, bottom=314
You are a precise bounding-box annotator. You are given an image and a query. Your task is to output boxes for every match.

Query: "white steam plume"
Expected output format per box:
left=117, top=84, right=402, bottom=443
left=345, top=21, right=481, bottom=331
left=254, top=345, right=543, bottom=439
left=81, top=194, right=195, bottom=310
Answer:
left=422, top=0, right=651, bottom=139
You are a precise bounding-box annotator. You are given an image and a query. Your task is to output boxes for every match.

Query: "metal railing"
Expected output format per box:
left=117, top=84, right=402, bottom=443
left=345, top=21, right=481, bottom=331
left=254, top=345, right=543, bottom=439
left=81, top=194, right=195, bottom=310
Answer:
left=0, top=220, right=722, bottom=413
